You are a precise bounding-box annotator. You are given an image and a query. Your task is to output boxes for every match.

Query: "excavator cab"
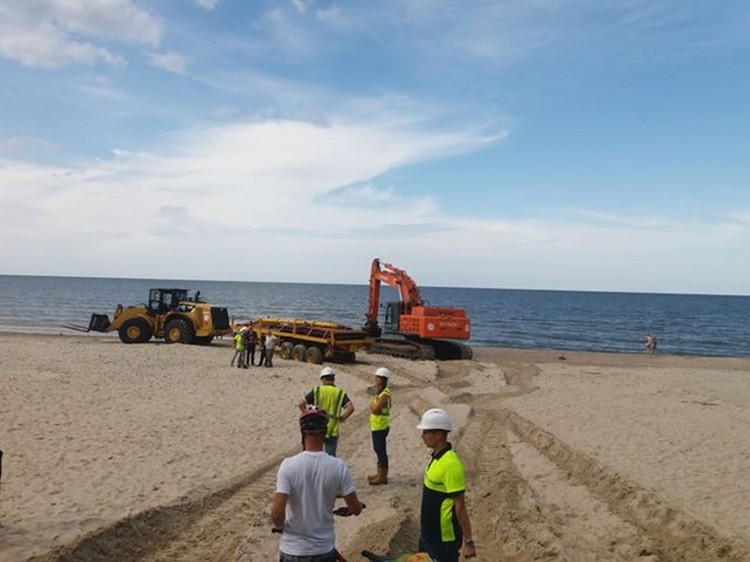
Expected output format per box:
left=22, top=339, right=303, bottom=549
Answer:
left=383, top=301, right=403, bottom=334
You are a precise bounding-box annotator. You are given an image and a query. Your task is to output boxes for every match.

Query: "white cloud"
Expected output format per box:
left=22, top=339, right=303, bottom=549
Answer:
left=194, top=0, right=219, bottom=10
left=0, top=136, right=56, bottom=155
left=0, top=0, right=161, bottom=68
left=150, top=51, right=187, bottom=74
left=291, top=0, right=308, bottom=15
left=1, top=108, right=747, bottom=293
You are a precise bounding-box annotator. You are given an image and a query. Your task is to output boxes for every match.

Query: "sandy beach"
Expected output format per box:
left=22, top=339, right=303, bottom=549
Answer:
left=2, top=334, right=750, bottom=562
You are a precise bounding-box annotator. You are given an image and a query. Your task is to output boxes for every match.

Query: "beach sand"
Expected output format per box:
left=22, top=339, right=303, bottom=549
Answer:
left=1, top=334, right=750, bottom=561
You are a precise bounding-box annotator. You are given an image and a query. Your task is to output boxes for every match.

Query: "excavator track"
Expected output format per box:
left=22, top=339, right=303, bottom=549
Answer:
left=366, top=338, right=473, bottom=361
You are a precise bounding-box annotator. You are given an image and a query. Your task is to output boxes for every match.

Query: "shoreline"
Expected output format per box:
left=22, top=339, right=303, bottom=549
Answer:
left=3, top=329, right=750, bottom=363
left=2, top=333, right=750, bottom=561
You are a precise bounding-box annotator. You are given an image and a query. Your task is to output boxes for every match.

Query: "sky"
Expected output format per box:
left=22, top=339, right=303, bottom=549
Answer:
left=0, top=0, right=748, bottom=295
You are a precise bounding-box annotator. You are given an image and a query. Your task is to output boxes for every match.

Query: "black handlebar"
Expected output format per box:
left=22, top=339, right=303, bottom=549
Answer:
left=272, top=503, right=366, bottom=533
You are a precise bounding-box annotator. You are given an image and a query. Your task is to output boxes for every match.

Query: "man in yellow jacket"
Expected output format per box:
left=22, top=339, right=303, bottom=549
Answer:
left=298, top=366, right=355, bottom=457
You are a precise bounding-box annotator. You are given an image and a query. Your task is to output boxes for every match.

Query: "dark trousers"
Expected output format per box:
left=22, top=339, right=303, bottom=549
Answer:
left=244, top=344, right=256, bottom=366
left=371, top=428, right=389, bottom=467
left=258, top=346, right=267, bottom=367
left=418, top=536, right=460, bottom=562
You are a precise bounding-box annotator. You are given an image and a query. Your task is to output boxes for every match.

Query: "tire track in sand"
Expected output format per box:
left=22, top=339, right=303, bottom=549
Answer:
left=28, top=453, right=289, bottom=562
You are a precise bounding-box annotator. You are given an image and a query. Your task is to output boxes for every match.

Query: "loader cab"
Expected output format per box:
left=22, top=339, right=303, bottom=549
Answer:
left=148, top=288, right=189, bottom=314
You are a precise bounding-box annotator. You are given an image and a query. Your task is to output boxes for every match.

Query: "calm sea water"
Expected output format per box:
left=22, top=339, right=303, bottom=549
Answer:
left=1, top=275, right=749, bottom=358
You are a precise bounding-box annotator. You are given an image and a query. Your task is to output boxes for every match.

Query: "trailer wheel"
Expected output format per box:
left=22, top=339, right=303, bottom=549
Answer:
left=279, top=342, right=294, bottom=360
left=164, top=317, right=195, bottom=344
left=304, top=346, right=323, bottom=364
left=291, top=344, right=307, bottom=361
left=118, top=317, right=152, bottom=344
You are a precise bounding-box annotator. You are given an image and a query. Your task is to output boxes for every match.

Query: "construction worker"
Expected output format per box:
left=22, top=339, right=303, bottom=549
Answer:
left=367, top=367, right=392, bottom=485
left=231, top=327, right=247, bottom=368
left=243, top=326, right=257, bottom=366
left=417, top=408, right=476, bottom=561
left=298, top=366, right=354, bottom=457
left=272, top=406, right=364, bottom=561
left=264, top=332, right=279, bottom=367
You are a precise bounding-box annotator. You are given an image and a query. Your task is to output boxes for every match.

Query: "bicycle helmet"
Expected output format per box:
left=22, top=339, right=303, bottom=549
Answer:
left=299, top=405, right=329, bottom=431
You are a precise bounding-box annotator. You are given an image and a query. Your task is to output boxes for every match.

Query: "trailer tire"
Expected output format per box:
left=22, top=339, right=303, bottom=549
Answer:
left=118, top=317, right=152, bottom=344
left=304, top=346, right=323, bottom=364
left=164, top=317, right=195, bottom=344
left=292, top=344, right=307, bottom=362
left=279, top=342, right=294, bottom=360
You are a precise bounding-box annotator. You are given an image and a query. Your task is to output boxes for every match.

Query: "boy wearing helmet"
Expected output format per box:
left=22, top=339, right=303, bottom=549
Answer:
left=367, top=367, right=393, bottom=485
left=272, top=406, right=364, bottom=562
left=417, top=408, right=476, bottom=561
left=298, top=366, right=355, bottom=457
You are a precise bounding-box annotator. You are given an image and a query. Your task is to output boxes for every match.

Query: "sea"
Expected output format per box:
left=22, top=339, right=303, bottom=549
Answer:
left=1, top=275, right=749, bottom=358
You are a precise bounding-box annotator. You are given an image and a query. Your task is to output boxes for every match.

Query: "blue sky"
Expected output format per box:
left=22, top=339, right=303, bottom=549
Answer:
left=0, top=0, right=748, bottom=294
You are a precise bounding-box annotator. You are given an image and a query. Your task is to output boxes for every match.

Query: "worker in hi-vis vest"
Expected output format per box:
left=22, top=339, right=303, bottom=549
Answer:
left=298, top=366, right=355, bottom=457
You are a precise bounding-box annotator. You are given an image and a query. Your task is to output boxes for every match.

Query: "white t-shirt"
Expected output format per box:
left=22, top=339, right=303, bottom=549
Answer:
left=275, top=451, right=356, bottom=556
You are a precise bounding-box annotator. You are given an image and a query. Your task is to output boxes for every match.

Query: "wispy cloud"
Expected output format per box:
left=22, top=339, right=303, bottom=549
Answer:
left=0, top=0, right=161, bottom=68
left=194, top=0, right=220, bottom=10
left=150, top=51, right=187, bottom=74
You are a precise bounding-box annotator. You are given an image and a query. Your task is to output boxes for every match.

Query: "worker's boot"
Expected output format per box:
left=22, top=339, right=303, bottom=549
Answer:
left=369, top=465, right=388, bottom=485
left=367, top=465, right=380, bottom=483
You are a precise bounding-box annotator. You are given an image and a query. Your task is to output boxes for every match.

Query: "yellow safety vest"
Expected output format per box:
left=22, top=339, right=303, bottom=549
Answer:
left=313, top=385, right=346, bottom=439
left=369, top=387, right=391, bottom=431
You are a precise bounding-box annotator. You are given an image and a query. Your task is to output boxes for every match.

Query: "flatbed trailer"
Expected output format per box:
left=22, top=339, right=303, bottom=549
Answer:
left=248, top=317, right=376, bottom=364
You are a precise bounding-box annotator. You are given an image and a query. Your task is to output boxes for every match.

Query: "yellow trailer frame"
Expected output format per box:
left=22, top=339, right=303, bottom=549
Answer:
left=247, top=317, right=376, bottom=364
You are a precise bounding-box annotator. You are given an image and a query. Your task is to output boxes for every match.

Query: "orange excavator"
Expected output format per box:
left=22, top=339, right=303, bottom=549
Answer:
left=363, top=258, right=472, bottom=360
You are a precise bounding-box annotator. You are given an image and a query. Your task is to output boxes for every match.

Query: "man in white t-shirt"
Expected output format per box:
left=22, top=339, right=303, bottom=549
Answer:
left=272, top=406, right=364, bottom=562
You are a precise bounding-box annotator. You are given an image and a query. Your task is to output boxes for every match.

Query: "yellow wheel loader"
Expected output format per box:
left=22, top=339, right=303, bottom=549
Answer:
left=79, top=288, right=231, bottom=345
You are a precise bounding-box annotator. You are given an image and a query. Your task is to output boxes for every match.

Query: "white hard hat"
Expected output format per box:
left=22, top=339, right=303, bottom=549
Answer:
left=375, top=367, right=392, bottom=379
left=417, top=408, right=452, bottom=431
left=320, top=366, right=336, bottom=378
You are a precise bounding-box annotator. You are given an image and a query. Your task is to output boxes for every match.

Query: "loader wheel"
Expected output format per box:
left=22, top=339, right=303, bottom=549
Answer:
left=193, top=335, right=214, bottom=346
left=164, top=318, right=195, bottom=344
left=304, top=347, right=323, bottom=364
left=279, top=342, right=294, bottom=360
left=291, top=344, right=307, bottom=362
left=118, top=318, right=152, bottom=344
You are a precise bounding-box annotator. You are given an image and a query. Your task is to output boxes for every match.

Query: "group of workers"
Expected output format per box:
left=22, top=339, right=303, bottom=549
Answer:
left=273, top=364, right=477, bottom=562
left=231, top=326, right=278, bottom=368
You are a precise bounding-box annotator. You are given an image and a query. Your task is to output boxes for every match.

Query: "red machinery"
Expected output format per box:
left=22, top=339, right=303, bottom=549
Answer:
left=363, top=258, right=472, bottom=360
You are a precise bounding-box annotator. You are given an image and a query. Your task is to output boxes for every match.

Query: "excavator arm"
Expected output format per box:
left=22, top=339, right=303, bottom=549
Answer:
left=365, top=258, right=425, bottom=334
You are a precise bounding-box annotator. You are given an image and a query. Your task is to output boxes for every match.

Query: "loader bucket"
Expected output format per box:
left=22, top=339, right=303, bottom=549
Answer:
left=88, top=313, right=111, bottom=333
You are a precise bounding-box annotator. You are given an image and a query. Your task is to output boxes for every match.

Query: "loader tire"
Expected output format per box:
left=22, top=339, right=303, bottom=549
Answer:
left=291, top=344, right=307, bottom=362
left=164, top=317, right=195, bottom=344
left=304, top=346, right=323, bottom=364
left=279, top=342, right=294, bottom=360
left=193, top=335, right=214, bottom=345
left=118, top=318, right=152, bottom=344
